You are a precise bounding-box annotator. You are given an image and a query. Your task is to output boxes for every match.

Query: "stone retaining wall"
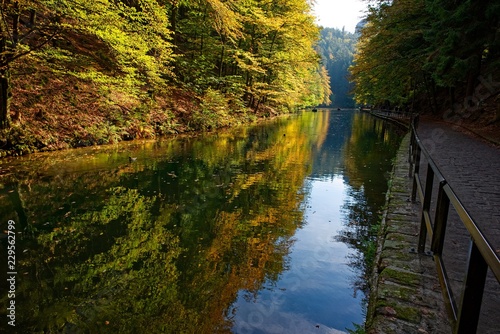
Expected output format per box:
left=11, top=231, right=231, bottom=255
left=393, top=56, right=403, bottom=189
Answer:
left=365, top=133, right=451, bottom=334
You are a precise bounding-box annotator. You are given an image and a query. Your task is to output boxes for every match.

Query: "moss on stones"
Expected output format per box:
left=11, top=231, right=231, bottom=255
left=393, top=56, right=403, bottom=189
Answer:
left=375, top=300, right=422, bottom=323
left=379, top=267, right=421, bottom=286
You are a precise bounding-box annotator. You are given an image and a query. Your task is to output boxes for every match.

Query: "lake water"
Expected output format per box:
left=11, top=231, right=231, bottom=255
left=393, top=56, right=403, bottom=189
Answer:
left=0, top=110, right=403, bottom=333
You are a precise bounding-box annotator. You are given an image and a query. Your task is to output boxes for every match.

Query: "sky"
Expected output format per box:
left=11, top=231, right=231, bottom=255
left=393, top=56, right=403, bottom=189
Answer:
left=312, top=0, right=367, bottom=33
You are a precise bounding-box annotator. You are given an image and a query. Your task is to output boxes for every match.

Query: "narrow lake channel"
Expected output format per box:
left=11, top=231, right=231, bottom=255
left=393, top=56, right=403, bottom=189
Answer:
left=0, top=110, right=403, bottom=333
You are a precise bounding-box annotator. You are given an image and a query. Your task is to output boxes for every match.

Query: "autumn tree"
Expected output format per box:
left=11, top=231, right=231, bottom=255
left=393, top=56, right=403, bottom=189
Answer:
left=0, top=1, right=57, bottom=128
left=350, top=0, right=429, bottom=107
left=1, top=0, right=328, bottom=155
left=169, top=0, right=327, bottom=112
left=1, top=0, right=175, bottom=131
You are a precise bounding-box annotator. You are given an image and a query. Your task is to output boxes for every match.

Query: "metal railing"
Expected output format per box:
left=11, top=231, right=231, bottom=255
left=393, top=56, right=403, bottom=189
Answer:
left=408, top=117, right=500, bottom=334
left=374, top=108, right=411, bottom=119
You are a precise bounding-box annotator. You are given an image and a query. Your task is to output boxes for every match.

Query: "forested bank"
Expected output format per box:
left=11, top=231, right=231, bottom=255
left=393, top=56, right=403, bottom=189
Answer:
left=0, top=0, right=331, bottom=157
left=350, top=0, right=500, bottom=134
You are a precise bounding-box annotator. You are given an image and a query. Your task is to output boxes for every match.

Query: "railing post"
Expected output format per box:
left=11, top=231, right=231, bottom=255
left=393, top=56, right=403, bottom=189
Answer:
left=409, top=128, right=414, bottom=177
left=455, top=240, right=488, bottom=334
left=418, top=163, right=434, bottom=253
left=431, top=180, right=450, bottom=255
left=409, top=125, right=417, bottom=178
left=410, top=119, right=420, bottom=190
left=411, top=145, right=421, bottom=202
left=413, top=113, right=420, bottom=128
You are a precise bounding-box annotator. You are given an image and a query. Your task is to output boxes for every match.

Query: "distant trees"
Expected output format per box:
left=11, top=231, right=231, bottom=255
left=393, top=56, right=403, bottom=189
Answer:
left=316, top=27, right=358, bottom=107
left=0, top=0, right=329, bottom=132
left=350, top=0, right=500, bottom=112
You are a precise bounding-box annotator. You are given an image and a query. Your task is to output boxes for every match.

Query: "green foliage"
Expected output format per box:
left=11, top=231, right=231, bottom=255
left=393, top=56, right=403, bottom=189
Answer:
left=191, top=88, right=232, bottom=130
left=423, top=0, right=499, bottom=89
left=317, top=28, right=358, bottom=107
left=0, top=124, right=39, bottom=156
left=45, top=0, right=174, bottom=84
left=347, top=323, right=366, bottom=334
left=170, top=0, right=327, bottom=110
left=350, top=0, right=500, bottom=108
left=2, top=0, right=328, bottom=155
left=81, top=122, right=124, bottom=145
left=351, top=0, right=429, bottom=106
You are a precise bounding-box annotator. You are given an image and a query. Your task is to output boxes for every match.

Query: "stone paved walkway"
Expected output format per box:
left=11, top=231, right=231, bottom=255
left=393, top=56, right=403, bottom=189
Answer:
left=416, top=118, right=500, bottom=334
left=417, top=118, right=500, bottom=249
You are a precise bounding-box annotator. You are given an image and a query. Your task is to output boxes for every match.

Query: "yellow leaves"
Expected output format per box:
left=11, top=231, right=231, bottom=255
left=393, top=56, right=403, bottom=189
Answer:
left=248, top=208, right=279, bottom=226
left=238, top=0, right=286, bottom=33
left=206, top=0, right=243, bottom=41
left=233, top=50, right=266, bottom=74
left=238, top=172, right=264, bottom=190
left=46, top=0, right=174, bottom=86
left=227, top=172, right=264, bottom=200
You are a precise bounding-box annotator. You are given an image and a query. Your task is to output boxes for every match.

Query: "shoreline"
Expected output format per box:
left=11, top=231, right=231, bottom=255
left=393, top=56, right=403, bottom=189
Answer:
left=365, top=132, right=451, bottom=333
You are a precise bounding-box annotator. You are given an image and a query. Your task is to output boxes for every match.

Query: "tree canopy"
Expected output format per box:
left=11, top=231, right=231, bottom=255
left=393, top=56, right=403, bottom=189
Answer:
left=0, top=0, right=330, bottom=155
left=350, top=0, right=500, bottom=113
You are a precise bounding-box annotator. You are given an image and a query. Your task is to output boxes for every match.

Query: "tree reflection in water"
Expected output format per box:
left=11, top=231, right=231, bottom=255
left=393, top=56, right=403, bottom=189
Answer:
left=337, top=113, right=404, bottom=303
left=0, top=111, right=403, bottom=333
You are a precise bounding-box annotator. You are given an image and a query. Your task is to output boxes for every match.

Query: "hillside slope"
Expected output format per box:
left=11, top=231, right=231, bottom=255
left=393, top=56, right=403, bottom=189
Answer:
left=0, top=0, right=331, bottom=157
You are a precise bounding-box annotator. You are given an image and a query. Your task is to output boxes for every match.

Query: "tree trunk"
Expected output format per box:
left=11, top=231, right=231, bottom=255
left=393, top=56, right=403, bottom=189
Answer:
left=422, top=74, right=432, bottom=112
left=29, top=9, right=36, bottom=27
left=218, top=43, right=225, bottom=78
left=200, top=5, right=208, bottom=56
left=465, top=50, right=483, bottom=105
left=0, top=67, right=11, bottom=129
left=422, top=73, right=437, bottom=114
left=12, top=2, right=20, bottom=45
left=449, top=86, right=455, bottom=113
left=0, top=23, right=11, bottom=129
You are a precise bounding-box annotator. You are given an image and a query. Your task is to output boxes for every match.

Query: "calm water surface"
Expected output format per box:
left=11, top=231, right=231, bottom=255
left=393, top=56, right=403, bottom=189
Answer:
left=0, top=110, right=403, bottom=333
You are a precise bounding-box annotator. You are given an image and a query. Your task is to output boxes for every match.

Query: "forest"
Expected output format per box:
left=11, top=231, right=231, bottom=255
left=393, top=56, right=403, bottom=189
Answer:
left=350, top=0, right=500, bottom=126
left=0, top=0, right=331, bottom=156
left=3, top=0, right=498, bottom=157
left=316, top=27, right=357, bottom=108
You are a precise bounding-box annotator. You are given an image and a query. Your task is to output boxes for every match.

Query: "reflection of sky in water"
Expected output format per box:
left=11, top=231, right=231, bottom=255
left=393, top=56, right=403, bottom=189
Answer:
left=231, top=176, right=363, bottom=334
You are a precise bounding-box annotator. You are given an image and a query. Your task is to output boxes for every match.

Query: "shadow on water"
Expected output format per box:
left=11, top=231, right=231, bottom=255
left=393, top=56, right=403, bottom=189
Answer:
left=0, top=110, right=403, bottom=333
